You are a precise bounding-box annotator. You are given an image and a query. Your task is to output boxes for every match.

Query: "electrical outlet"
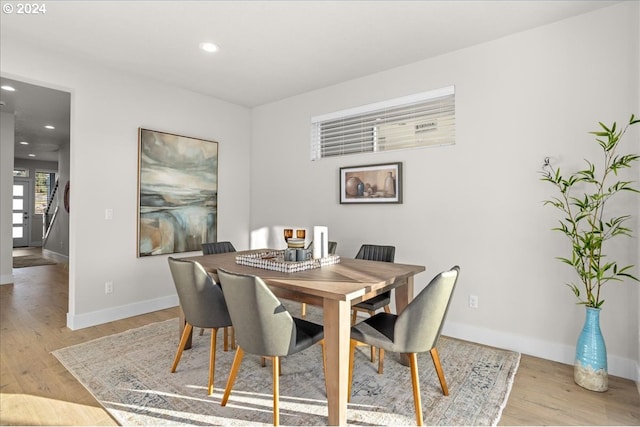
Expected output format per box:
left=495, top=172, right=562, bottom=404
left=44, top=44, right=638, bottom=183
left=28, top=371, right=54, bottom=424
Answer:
left=469, top=294, right=478, bottom=309
left=105, top=281, right=114, bottom=294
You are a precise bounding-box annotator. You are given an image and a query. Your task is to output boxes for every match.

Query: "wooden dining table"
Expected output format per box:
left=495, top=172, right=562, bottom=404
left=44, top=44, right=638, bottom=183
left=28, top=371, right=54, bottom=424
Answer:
left=184, top=249, right=425, bottom=426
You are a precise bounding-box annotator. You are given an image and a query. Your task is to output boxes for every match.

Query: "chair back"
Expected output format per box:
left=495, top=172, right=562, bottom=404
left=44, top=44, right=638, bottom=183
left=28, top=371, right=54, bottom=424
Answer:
left=306, top=241, right=338, bottom=255
left=202, top=241, right=236, bottom=255
left=355, top=244, right=395, bottom=262
left=217, top=268, right=297, bottom=357
left=167, top=257, right=231, bottom=328
left=394, top=266, right=460, bottom=353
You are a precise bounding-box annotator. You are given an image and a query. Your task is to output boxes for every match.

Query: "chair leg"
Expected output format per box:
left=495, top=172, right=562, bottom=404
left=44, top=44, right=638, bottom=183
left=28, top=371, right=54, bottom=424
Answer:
left=199, top=328, right=205, bottom=336
left=408, top=353, right=424, bottom=426
left=208, top=328, right=218, bottom=395
left=319, top=339, right=327, bottom=395
left=368, top=310, right=376, bottom=362
left=261, top=356, right=282, bottom=376
left=430, top=347, right=449, bottom=396
left=231, top=327, right=236, bottom=349
left=351, top=309, right=358, bottom=325
left=221, top=346, right=245, bottom=406
left=348, top=339, right=357, bottom=402
left=301, top=302, right=307, bottom=319
left=223, top=327, right=228, bottom=351
left=273, top=356, right=280, bottom=426
left=171, top=323, right=193, bottom=373
left=378, top=348, right=384, bottom=374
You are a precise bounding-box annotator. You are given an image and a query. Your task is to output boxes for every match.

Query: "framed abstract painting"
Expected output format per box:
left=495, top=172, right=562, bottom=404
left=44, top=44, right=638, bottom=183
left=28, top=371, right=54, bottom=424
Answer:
left=137, top=128, right=218, bottom=256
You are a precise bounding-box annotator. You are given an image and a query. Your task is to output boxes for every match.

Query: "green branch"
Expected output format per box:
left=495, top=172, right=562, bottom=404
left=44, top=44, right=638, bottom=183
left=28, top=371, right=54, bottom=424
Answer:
left=540, top=115, right=640, bottom=308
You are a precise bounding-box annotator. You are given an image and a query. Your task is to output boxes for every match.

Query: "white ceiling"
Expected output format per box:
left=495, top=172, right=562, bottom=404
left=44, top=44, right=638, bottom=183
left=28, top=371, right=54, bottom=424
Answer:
left=0, top=78, right=71, bottom=162
left=0, top=0, right=617, bottom=161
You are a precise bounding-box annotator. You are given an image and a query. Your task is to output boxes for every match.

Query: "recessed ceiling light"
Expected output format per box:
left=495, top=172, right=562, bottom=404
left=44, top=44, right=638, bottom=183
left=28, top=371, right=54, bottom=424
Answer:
left=28, top=153, right=36, bottom=157
left=199, top=42, right=219, bottom=53
left=44, top=125, right=55, bottom=129
left=19, top=141, right=29, bottom=145
left=1, top=85, right=16, bottom=91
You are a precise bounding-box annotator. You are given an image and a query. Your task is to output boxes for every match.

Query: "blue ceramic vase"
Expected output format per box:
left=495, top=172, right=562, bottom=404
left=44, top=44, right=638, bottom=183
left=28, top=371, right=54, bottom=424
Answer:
left=574, top=307, right=608, bottom=391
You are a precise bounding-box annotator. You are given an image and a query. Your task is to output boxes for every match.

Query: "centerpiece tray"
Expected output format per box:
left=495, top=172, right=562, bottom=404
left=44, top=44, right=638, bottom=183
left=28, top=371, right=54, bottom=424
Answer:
left=236, top=250, right=340, bottom=273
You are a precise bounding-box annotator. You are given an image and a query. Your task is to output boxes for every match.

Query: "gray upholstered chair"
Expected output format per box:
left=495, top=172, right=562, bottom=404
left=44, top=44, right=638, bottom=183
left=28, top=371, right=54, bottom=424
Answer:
left=348, top=266, right=460, bottom=426
left=300, top=241, right=337, bottom=318
left=202, top=241, right=236, bottom=255
left=217, top=268, right=326, bottom=426
left=167, top=257, right=233, bottom=395
left=305, top=240, right=338, bottom=255
left=200, top=241, right=237, bottom=337
left=351, top=244, right=395, bottom=361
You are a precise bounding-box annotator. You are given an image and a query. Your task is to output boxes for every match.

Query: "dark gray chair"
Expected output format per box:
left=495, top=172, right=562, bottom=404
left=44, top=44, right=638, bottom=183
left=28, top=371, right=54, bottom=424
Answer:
left=202, top=241, right=236, bottom=255
left=348, top=266, right=460, bottom=426
left=200, top=241, right=237, bottom=336
left=167, top=257, right=233, bottom=395
left=217, top=268, right=326, bottom=426
left=351, top=244, right=395, bottom=361
left=301, top=241, right=337, bottom=318
left=305, top=240, right=338, bottom=255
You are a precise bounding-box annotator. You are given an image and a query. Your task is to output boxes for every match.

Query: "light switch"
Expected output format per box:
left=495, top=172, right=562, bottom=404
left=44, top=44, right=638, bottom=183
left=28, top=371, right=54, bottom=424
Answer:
left=105, top=208, right=113, bottom=220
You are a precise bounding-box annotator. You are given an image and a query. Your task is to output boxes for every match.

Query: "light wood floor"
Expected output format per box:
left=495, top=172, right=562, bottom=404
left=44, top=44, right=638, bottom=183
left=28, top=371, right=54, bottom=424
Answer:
left=1, top=250, right=639, bottom=426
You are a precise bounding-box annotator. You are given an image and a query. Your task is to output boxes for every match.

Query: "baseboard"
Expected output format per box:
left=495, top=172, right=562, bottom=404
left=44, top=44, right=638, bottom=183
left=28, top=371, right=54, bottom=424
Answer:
left=0, top=274, right=14, bottom=285
left=443, top=321, right=638, bottom=381
left=42, top=248, right=69, bottom=263
left=66, top=294, right=179, bottom=330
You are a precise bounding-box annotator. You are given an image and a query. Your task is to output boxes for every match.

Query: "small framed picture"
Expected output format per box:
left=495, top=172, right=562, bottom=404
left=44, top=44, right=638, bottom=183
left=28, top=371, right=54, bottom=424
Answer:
left=339, top=162, right=402, bottom=204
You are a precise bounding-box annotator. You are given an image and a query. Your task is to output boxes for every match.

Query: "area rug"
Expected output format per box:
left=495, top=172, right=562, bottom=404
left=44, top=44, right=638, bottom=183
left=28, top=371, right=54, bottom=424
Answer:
left=12, top=254, right=57, bottom=268
left=53, top=307, right=519, bottom=426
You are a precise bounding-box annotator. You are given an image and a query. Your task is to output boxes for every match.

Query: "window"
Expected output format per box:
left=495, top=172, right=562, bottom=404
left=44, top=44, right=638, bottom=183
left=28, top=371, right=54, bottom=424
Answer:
left=310, top=86, right=455, bottom=160
left=34, top=171, right=56, bottom=215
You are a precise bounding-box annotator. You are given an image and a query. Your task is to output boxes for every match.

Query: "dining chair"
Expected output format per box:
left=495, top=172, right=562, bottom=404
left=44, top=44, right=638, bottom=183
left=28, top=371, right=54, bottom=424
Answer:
left=217, top=268, right=326, bottom=426
left=202, top=241, right=236, bottom=255
left=167, top=257, right=233, bottom=395
left=305, top=240, right=338, bottom=255
left=300, top=241, right=337, bottom=318
left=351, top=244, right=395, bottom=361
left=348, top=265, right=460, bottom=426
left=199, top=241, right=237, bottom=339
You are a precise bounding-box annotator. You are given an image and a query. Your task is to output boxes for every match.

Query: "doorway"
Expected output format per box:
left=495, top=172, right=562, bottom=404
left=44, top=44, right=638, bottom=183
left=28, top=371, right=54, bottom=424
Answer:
left=12, top=178, right=30, bottom=247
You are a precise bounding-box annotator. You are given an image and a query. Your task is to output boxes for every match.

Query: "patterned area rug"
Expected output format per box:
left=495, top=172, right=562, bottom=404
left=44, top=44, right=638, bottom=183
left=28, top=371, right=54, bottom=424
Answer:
left=12, top=255, right=57, bottom=268
left=53, top=306, right=519, bottom=426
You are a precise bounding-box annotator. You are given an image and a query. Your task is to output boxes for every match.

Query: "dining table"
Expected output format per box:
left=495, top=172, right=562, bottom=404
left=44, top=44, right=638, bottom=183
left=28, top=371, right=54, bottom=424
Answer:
left=184, top=249, right=425, bottom=426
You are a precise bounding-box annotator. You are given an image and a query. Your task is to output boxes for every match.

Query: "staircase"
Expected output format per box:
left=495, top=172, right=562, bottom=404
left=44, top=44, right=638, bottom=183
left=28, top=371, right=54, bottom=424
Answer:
left=43, top=179, right=59, bottom=243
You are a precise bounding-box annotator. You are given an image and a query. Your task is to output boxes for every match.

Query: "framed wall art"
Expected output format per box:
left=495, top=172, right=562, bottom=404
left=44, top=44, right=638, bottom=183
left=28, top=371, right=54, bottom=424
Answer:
left=137, top=128, right=218, bottom=257
left=339, top=162, right=403, bottom=204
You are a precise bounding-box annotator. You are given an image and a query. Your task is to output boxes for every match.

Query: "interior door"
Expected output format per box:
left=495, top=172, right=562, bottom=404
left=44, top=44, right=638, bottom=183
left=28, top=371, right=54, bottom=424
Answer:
left=13, top=179, right=30, bottom=247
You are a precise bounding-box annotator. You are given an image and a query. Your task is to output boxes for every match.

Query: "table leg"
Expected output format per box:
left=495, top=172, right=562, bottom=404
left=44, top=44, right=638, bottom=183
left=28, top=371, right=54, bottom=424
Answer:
left=323, top=298, right=350, bottom=426
left=394, top=276, right=414, bottom=366
left=394, top=276, right=414, bottom=314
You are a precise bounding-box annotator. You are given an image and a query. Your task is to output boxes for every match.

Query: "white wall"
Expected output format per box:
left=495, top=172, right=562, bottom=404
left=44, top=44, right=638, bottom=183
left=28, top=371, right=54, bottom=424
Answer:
left=251, top=2, right=640, bottom=379
left=636, top=0, right=640, bottom=393
left=0, top=112, right=15, bottom=284
left=0, top=39, right=252, bottom=328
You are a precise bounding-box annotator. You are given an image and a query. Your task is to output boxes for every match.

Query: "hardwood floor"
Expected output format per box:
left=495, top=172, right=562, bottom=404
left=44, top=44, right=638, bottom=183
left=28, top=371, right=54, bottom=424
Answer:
left=1, top=251, right=639, bottom=426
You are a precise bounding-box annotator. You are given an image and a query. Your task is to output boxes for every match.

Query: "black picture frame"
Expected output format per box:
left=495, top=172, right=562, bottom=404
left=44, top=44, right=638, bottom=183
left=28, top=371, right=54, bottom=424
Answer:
left=339, top=162, right=403, bottom=204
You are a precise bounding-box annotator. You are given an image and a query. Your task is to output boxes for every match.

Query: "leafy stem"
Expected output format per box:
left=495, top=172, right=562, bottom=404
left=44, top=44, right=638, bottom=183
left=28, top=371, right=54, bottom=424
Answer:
left=540, top=115, right=640, bottom=308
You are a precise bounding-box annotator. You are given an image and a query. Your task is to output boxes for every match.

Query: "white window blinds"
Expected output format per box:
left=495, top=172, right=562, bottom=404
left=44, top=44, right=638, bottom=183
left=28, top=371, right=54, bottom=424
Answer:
left=310, top=85, right=455, bottom=160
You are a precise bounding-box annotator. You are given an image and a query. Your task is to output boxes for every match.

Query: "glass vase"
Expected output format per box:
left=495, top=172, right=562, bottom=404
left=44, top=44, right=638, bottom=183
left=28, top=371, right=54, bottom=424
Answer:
left=574, top=307, right=608, bottom=392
